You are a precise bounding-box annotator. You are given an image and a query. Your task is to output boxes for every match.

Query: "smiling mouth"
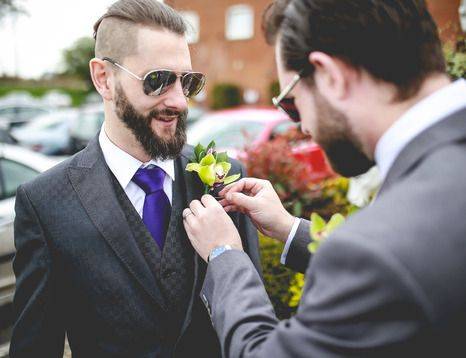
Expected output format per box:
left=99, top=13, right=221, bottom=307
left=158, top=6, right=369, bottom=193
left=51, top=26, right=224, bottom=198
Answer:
left=155, top=115, right=178, bottom=123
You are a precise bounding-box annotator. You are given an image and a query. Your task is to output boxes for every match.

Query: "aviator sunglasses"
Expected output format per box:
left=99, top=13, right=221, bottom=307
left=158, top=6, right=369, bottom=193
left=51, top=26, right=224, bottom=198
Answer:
left=103, top=57, right=206, bottom=98
left=272, top=71, right=304, bottom=123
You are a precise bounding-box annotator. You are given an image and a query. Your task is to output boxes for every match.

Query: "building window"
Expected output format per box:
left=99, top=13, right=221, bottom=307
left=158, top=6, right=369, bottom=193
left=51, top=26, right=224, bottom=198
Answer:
left=225, top=5, right=254, bottom=41
left=181, top=11, right=200, bottom=44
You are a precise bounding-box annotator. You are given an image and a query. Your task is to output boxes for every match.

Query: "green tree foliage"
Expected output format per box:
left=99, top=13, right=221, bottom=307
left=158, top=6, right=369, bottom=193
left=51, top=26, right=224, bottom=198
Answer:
left=62, top=37, right=95, bottom=90
left=211, top=83, right=242, bottom=109
left=269, top=80, right=280, bottom=103
left=243, top=128, right=355, bottom=318
left=0, top=0, right=23, bottom=20
left=444, top=37, right=466, bottom=80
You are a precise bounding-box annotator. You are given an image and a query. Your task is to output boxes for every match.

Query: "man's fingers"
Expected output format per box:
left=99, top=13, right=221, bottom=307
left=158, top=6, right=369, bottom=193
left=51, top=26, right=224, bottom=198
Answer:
left=201, top=194, right=222, bottom=208
left=225, top=192, right=256, bottom=212
left=189, top=199, right=205, bottom=216
left=182, top=208, right=196, bottom=231
left=220, top=178, right=247, bottom=196
left=220, top=177, right=265, bottom=197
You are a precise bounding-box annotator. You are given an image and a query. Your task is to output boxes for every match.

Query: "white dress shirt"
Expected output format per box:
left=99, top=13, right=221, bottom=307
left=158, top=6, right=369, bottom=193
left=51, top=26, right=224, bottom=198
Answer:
left=281, top=79, right=466, bottom=265
left=98, top=124, right=175, bottom=218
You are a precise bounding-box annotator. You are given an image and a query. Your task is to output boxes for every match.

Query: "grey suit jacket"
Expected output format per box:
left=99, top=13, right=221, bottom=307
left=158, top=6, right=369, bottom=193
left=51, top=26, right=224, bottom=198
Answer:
left=10, top=135, right=260, bottom=357
left=200, top=107, right=466, bottom=357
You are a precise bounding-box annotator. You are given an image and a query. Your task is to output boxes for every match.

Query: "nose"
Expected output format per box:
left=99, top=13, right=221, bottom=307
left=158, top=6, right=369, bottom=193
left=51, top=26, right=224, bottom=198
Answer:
left=162, top=78, right=188, bottom=112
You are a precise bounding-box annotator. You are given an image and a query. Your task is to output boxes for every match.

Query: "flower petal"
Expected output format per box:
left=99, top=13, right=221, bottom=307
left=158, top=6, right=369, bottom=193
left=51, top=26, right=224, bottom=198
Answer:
left=310, top=213, right=326, bottom=241
left=216, top=162, right=231, bottom=177
left=200, top=153, right=216, bottom=166
left=223, top=173, right=241, bottom=185
left=199, top=164, right=216, bottom=186
left=185, top=163, right=201, bottom=172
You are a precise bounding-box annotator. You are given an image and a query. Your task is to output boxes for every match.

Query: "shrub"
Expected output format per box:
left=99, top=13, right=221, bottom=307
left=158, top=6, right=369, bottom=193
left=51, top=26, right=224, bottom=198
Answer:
left=259, top=233, right=297, bottom=319
left=444, top=36, right=466, bottom=80
left=269, top=80, right=280, bottom=103
left=211, top=83, right=242, bottom=110
left=244, top=128, right=353, bottom=220
left=244, top=129, right=355, bottom=318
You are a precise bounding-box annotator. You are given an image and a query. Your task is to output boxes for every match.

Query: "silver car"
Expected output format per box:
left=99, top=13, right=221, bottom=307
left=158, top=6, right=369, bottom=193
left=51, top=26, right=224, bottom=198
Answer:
left=11, top=109, right=79, bottom=155
left=0, top=145, right=63, bottom=306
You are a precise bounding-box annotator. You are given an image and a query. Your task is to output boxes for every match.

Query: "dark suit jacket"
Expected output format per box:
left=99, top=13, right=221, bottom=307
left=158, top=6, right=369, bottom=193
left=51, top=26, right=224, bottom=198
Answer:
left=200, top=108, right=466, bottom=357
left=10, top=135, right=260, bottom=358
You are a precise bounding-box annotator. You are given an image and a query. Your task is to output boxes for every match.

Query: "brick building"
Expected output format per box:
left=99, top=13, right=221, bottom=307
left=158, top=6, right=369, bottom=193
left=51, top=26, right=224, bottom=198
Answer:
left=166, top=0, right=464, bottom=106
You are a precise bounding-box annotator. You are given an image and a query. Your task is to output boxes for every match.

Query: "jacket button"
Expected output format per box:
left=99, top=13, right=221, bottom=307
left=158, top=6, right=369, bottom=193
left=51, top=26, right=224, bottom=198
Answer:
left=163, top=270, right=174, bottom=278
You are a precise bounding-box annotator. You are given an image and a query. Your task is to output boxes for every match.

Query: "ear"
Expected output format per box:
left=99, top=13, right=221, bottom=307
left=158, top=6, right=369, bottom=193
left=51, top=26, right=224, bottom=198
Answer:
left=308, top=52, right=349, bottom=101
left=89, top=58, right=114, bottom=101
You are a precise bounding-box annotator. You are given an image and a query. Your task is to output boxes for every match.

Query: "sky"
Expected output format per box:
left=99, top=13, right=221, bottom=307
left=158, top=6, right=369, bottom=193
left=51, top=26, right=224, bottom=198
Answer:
left=0, top=0, right=117, bottom=78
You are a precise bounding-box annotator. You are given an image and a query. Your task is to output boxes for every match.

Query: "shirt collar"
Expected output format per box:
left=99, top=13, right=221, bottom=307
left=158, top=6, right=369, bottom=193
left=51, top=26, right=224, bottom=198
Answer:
left=375, top=79, right=466, bottom=181
left=98, top=124, right=175, bottom=190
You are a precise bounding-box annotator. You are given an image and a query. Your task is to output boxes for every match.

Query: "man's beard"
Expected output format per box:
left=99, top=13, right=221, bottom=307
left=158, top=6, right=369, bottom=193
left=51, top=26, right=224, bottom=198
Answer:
left=312, top=90, right=375, bottom=177
left=114, top=84, right=187, bottom=161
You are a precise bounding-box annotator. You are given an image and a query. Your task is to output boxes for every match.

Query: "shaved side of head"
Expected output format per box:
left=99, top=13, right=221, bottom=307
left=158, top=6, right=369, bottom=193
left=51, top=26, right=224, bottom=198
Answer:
left=93, top=0, right=187, bottom=63
left=95, top=17, right=139, bottom=63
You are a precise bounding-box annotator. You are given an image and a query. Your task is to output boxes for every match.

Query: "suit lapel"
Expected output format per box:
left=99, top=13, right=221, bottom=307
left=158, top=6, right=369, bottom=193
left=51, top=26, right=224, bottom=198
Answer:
left=379, top=108, right=466, bottom=195
left=177, top=147, right=204, bottom=337
left=180, top=146, right=205, bottom=204
left=67, top=136, right=167, bottom=310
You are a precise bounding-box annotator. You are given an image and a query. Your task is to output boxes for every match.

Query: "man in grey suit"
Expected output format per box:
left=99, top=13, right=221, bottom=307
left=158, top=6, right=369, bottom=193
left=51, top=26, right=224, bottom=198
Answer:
left=10, top=0, right=259, bottom=357
left=182, top=0, right=466, bottom=356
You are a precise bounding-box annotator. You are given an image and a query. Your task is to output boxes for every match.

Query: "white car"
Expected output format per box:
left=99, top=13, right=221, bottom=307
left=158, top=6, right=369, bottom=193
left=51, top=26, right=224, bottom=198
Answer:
left=11, top=109, right=79, bottom=155
left=0, top=144, right=64, bottom=306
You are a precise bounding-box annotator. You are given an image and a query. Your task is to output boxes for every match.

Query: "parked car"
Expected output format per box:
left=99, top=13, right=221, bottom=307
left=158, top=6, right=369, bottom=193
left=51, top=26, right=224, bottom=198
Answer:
left=11, top=109, right=79, bottom=155
left=0, top=104, right=53, bottom=128
left=186, top=106, right=205, bottom=127
left=0, top=121, right=18, bottom=145
left=0, top=145, right=63, bottom=306
left=68, top=105, right=104, bottom=153
left=187, top=107, right=334, bottom=182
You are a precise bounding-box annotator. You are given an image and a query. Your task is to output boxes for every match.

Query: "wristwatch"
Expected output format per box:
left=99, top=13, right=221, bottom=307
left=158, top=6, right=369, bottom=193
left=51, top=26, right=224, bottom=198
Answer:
left=208, top=245, right=232, bottom=263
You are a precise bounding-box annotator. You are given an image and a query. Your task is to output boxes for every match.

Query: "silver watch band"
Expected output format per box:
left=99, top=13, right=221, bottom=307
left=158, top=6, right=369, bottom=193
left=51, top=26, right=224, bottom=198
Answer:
left=208, top=245, right=233, bottom=262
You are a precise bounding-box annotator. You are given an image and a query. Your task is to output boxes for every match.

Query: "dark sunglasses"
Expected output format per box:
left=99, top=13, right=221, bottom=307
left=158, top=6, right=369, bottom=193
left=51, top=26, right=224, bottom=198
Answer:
left=272, top=73, right=302, bottom=123
left=103, top=57, right=206, bottom=98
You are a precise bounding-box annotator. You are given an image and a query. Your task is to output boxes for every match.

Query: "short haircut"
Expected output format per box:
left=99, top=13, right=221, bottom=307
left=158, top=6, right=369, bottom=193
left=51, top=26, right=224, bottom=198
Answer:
left=93, top=0, right=187, bottom=63
left=263, top=0, right=446, bottom=101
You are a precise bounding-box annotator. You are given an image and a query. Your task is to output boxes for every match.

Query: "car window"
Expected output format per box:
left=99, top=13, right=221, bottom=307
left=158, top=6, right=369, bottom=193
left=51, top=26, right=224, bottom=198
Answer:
left=189, top=119, right=265, bottom=149
left=0, top=159, right=40, bottom=199
left=17, top=108, right=48, bottom=121
left=0, top=130, right=16, bottom=144
left=0, top=107, right=49, bottom=122
left=25, top=113, right=71, bottom=131
left=272, top=121, right=298, bottom=136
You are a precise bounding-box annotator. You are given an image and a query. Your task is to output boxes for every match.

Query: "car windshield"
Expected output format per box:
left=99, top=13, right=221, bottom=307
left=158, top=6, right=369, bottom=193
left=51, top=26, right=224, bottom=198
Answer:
left=187, top=117, right=266, bottom=150
left=22, top=111, right=74, bottom=131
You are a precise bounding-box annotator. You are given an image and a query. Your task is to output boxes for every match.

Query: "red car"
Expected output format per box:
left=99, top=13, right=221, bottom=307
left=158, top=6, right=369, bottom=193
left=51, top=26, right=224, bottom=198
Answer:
left=187, top=107, right=333, bottom=182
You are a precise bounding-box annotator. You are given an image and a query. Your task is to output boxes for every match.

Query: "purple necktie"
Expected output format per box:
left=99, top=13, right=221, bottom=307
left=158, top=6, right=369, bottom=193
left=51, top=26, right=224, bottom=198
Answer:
left=132, top=165, right=171, bottom=249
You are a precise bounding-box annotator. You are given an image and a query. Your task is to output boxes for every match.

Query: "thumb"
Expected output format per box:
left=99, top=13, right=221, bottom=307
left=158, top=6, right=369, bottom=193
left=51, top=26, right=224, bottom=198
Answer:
left=227, top=192, right=257, bottom=211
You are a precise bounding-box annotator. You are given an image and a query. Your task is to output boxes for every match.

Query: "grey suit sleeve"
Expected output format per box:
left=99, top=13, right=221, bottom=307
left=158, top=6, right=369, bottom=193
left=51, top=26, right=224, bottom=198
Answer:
left=10, top=185, right=65, bottom=358
left=283, top=219, right=311, bottom=273
left=201, top=233, right=428, bottom=358
left=236, top=164, right=261, bottom=276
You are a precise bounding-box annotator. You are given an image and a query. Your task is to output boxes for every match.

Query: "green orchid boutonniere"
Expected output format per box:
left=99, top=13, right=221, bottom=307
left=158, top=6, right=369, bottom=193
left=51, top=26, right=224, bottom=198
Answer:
left=308, top=213, right=346, bottom=254
left=185, top=141, right=241, bottom=196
